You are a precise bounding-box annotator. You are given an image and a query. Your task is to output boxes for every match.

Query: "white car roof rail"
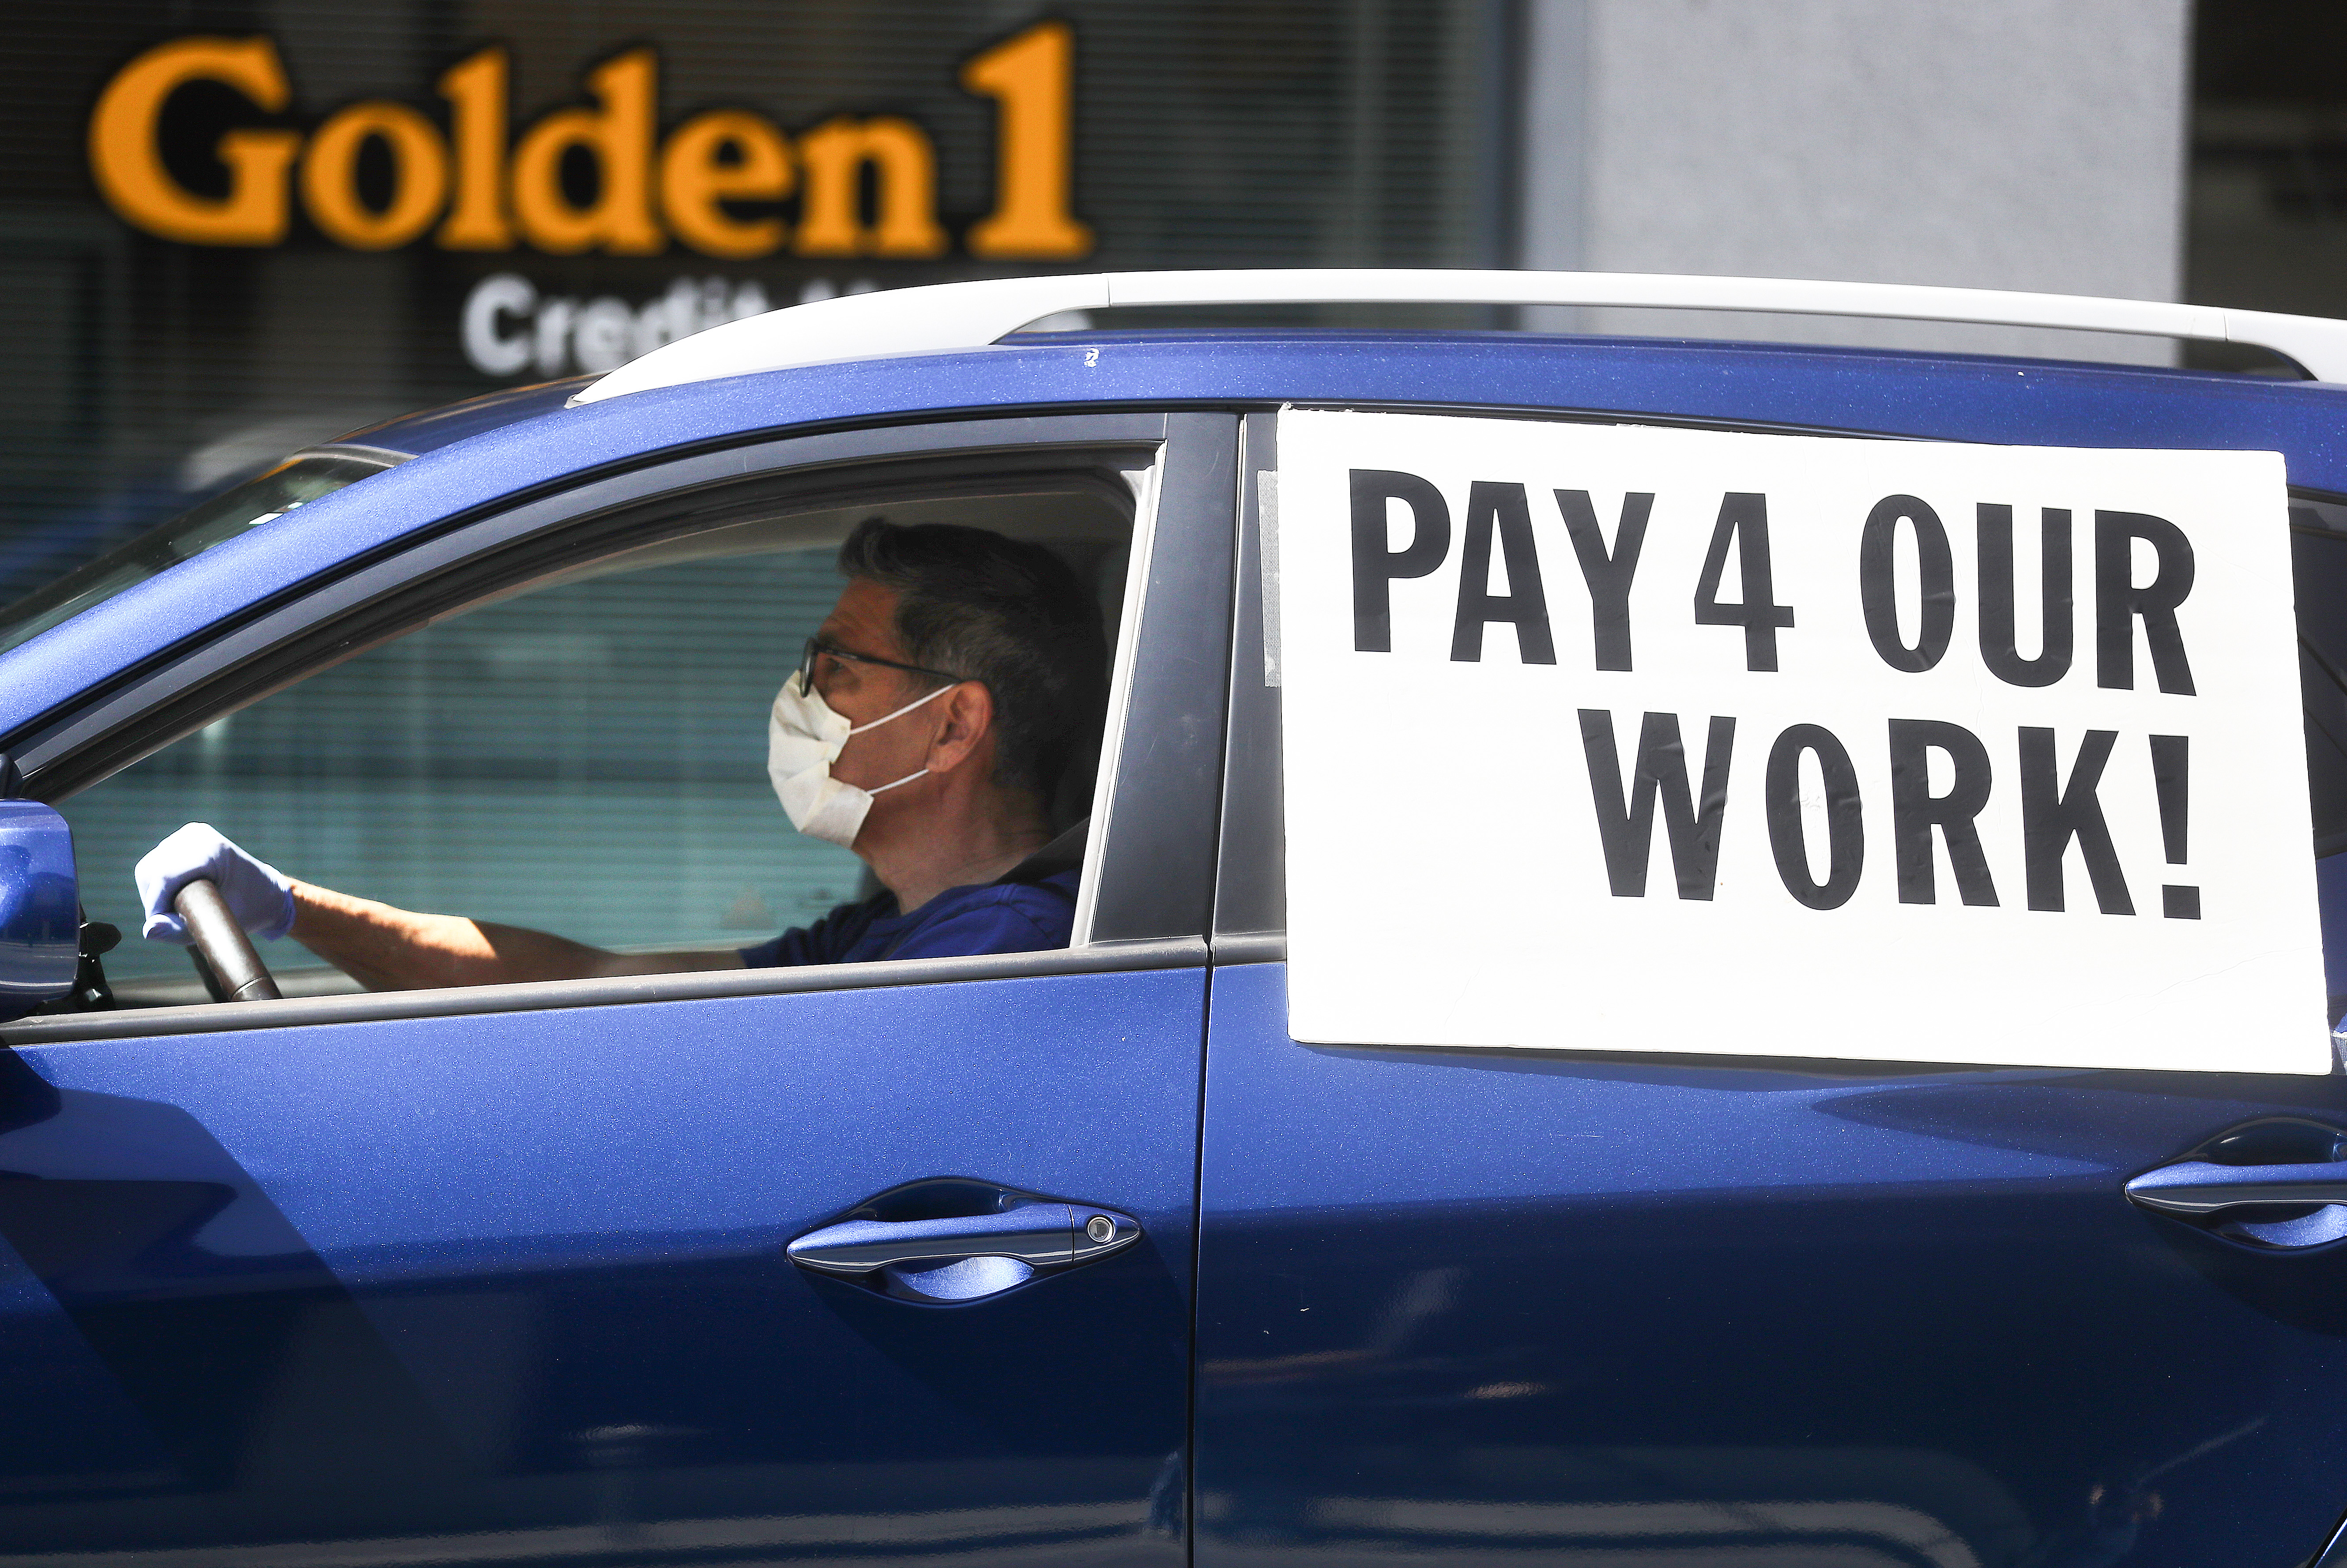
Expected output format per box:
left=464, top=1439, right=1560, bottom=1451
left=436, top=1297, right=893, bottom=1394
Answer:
left=573, top=269, right=2347, bottom=404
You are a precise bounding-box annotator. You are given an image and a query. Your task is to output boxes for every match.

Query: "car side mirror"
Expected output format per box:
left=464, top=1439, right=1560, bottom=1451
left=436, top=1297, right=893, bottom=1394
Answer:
left=0, top=785, right=80, bottom=1023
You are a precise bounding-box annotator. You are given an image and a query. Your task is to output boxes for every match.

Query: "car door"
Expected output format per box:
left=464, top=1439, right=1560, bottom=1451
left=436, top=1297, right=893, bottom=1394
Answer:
left=1198, top=408, right=2347, bottom=1568
left=0, top=411, right=1235, bottom=1565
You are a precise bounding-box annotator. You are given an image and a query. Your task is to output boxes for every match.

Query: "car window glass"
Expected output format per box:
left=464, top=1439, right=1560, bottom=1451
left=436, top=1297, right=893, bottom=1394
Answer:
left=2293, top=502, right=2347, bottom=857
left=61, top=486, right=1132, bottom=1009
left=2284, top=499, right=2347, bottom=1021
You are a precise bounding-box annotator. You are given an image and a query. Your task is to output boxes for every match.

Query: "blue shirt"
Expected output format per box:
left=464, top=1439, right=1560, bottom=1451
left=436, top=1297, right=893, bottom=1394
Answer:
left=738, top=870, right=1080, bottom=969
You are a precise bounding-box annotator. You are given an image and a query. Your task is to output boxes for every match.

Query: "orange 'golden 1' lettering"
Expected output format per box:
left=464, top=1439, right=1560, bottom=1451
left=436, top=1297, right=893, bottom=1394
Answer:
left=89, top=31, right=1096, bottom=260
left=88, top=36, right=301, bottom=245
left=961, top=22, right=1091, bottom=260
left=794, top=117, right=948, bottom=258
left=301, top=102, right=448, bottom=249
left=511, top=49, right=665, bottom=255
left=660, top=110, right=792, bottom=258
left=436, top=47, right=513, bottom=250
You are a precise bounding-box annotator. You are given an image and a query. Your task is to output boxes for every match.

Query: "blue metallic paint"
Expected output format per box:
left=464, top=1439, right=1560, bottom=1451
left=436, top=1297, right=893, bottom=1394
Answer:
left=1196, top=963, right=2347, bottom=1568
left=336, top=376, right=589, bottom=457
left=10, top=324, right=2347, bottom=1567
left=10, top=331, right=2347, bottom=744
left=0, top=965, right=1203, bottom=1560
left=0, top=798, right=80, bottom=1018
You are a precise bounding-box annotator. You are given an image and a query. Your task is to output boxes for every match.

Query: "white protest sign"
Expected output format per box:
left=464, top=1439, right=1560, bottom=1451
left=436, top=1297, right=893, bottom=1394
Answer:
left=1275, top=410, right=2327, bottom=1073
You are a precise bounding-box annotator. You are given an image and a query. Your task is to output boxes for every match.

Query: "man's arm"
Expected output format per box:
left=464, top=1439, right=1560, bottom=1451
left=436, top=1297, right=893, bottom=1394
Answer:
left=289, top=881, right=745, bottom=991
left=134, top=823, right=744, bottom=993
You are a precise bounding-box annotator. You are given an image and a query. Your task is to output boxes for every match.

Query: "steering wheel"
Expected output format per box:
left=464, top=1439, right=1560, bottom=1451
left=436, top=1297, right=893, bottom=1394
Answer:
left=173, top=878, right=282, bottom=1003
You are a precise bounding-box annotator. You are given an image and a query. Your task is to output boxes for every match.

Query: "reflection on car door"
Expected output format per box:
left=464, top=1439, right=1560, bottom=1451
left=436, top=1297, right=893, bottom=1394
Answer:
left=1195, top=413, right=2347, bottom=1568
left=0, top=411, right=1238, bottom=1567
left=0, top=970, right=1204, bottom=1563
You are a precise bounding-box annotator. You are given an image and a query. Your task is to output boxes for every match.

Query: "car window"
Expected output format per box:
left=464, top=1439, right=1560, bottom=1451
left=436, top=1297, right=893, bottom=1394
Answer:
left=2294, top=497, right=2347, bottom=856
left=2285, top=496, right=2347, bottom=1018
left=0, top=451, right=402, bottom=659
left=60, top=484, right=1133, bottom=1008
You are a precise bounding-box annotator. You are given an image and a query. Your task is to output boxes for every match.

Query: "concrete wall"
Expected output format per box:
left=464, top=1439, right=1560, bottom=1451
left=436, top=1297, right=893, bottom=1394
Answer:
left=1520, top=0, right=2193, bottom=363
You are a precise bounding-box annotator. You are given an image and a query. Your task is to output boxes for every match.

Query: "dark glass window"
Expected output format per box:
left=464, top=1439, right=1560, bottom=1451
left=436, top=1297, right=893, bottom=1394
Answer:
left=2293, top=494, right=2347, bottom=855
left=2189, top=2, right=2347, bottom=369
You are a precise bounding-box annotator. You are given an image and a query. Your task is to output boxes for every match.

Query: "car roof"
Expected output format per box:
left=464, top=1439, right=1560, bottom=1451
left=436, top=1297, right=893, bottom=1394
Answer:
left=343, top=324, right=2338, bottom=443
left=8, top=328, right=2347, bottom=750
left=332, top=376, right=589, bottom=459
left=573, top=268, right=2347, bottom=398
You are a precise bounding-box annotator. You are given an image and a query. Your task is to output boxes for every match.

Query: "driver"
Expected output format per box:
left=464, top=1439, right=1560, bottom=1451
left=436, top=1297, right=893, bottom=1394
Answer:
left=131, top=519, right=1108, bottom=990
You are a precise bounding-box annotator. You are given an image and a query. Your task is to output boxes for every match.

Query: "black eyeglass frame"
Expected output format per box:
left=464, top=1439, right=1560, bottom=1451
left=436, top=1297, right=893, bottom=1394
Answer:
left=796, top=636, right=966, bottom=694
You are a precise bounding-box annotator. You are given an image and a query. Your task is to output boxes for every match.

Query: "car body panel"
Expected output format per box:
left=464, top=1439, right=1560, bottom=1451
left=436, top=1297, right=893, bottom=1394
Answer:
left=0, top=966, right=1202, bottom=1560
left=1195, top=962, right=2347, bottom=1568
left=1193, top=388, right=2347, bottom=1568
left=8, top=315, right=2347, bottom=1568
left=338, top=377, right=591, bottom=458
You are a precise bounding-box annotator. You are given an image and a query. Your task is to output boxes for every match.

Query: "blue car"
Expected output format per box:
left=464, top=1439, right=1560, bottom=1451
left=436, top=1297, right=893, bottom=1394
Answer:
left=5, top=271, right=2347, bottom=1568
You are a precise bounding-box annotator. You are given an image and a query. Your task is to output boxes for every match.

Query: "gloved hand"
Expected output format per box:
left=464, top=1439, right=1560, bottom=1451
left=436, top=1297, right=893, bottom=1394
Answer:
left=134, top=823, right=297, bottom=944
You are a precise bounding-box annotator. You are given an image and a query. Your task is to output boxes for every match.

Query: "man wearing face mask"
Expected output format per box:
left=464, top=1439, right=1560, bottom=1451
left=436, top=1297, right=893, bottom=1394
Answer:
left=128, top=520, right=1108, bottom=990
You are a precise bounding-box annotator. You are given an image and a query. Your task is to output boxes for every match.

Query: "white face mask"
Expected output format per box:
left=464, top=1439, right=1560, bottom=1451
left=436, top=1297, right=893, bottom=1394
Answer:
left=767, top=670, right=957, bottom=848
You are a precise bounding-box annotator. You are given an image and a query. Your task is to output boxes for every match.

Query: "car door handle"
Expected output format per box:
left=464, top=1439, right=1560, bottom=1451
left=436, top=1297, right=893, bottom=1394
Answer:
left=787, top=1201, right=1141, bottom=1302
left=2124, top=1160, right=2347, bottom=1215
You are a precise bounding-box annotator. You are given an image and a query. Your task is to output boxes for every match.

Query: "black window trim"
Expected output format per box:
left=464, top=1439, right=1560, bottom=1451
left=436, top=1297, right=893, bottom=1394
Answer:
left=4, top=410, right=1237, bottom=1045
left=1211, top=410, right=1287, bottom=965
left=16, top=415, right=1178, bottom=792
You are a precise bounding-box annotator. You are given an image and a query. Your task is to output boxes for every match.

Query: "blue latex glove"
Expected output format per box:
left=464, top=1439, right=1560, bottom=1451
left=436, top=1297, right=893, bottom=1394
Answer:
left=134, top=823, right=296, bottom=944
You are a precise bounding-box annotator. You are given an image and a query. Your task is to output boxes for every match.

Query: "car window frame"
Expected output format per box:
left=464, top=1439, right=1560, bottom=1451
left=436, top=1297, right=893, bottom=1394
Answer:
left=4, top=410, right=1236, bottom=1046
left=1211, top=410, right=1289, bottom=962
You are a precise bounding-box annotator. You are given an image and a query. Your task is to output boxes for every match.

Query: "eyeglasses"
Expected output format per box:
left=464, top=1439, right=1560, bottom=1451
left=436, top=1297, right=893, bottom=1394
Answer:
left=796, top=636, right=964, bottom=695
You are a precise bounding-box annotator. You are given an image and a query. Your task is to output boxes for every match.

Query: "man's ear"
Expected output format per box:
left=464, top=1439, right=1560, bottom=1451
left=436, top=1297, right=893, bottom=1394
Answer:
left=924, top=683, right=995, bottom=776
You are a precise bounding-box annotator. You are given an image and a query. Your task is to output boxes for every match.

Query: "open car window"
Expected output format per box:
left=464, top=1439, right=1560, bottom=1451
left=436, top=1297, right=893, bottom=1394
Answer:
left=60, top=477, right=1138, bottom=1010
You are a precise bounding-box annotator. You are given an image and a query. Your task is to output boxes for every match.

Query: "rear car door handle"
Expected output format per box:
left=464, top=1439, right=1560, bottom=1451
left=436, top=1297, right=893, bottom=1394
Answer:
left=787, top=1201, right=1141, bottom=1302
left=2124, top=1160, right=2347, bottom=1216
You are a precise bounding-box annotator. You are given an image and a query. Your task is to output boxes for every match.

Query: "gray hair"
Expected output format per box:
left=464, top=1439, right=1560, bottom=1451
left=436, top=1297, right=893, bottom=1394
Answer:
left=837, top=518, right=1108, bottom=802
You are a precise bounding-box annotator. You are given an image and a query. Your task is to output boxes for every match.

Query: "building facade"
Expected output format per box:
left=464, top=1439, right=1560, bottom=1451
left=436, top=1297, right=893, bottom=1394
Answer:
left=0, top=2, right=2337, bottom=606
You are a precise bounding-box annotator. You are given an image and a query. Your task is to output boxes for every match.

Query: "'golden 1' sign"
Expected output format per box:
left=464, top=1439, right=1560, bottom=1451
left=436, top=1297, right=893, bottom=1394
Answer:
left=87, top=23, right=1091, bottom=260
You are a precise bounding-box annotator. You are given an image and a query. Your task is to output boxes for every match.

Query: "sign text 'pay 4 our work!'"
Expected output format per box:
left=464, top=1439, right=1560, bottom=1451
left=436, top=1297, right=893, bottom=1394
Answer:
left=1274, top=411, right=2328, bottom=1073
